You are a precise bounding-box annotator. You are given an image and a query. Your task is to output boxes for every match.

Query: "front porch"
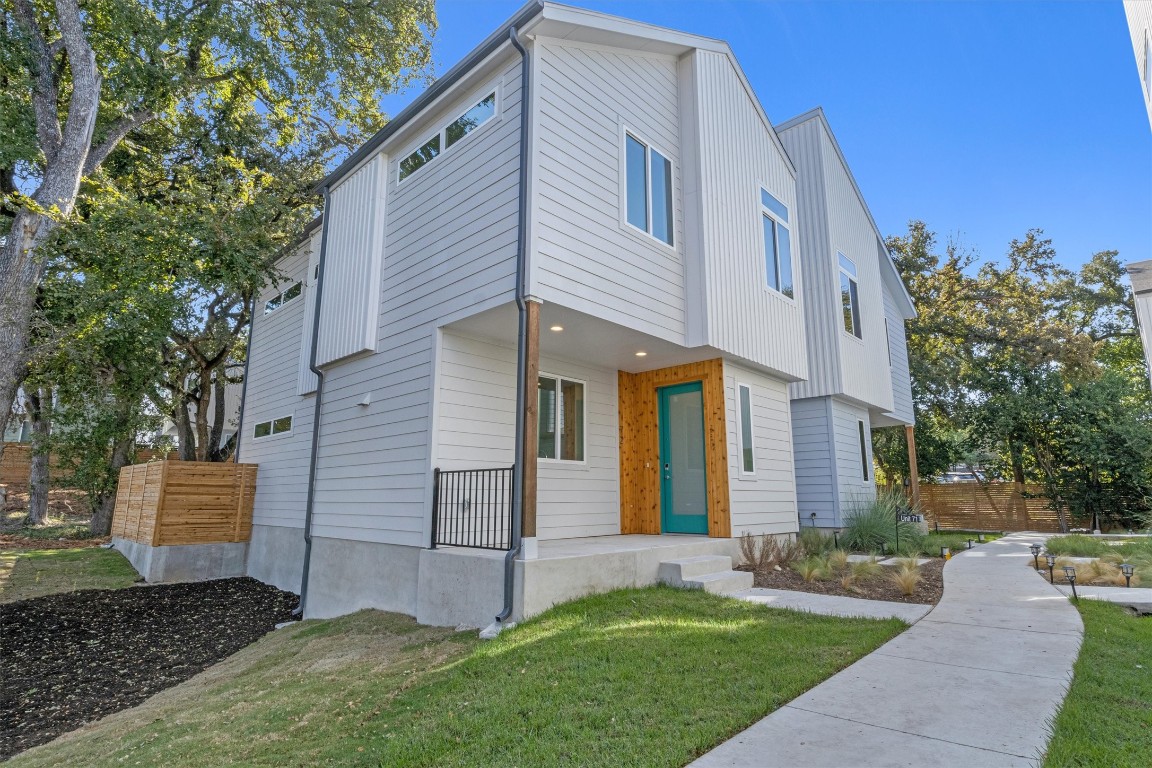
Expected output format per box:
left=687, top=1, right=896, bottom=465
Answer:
left=415, top=533, right=744, bottom=627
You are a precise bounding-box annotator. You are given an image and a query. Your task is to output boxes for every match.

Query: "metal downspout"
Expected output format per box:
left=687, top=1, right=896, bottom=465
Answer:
left=293, top=186, right=333, bottom=618
left=496, top=25, right=532, bottom=626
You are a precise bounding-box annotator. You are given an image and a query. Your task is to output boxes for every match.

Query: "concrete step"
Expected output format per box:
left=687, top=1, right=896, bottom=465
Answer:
left=657, top=555, right=734, bottom=585
left=685, top=570, right=755, bottom=595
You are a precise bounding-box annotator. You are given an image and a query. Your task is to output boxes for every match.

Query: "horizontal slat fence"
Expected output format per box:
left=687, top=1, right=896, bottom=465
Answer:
left=1, top=442, right=175, bottom=489
left=919, top=483, right=1088, bottom=533
left=112, top=460, right=257, bottom=546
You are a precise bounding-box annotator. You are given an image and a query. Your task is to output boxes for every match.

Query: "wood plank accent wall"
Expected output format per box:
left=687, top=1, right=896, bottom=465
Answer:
left=111, top=461, right=258, bottom=546
left=918, top=483, right=1089, bottom=533
left=618, top=359, right=731, bottom=538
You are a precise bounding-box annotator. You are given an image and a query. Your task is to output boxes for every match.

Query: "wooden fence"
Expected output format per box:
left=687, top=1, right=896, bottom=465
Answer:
left=111, top=460, right=257, bottom=546
left=1, top=442, right=175, bottom=489
left=919, top=483, right=1088, bottom=533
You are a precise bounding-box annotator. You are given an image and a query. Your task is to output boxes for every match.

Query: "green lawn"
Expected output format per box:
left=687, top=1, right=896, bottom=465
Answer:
left=0, top=548, right=139, bottom=603
left=1044, top=600, right=1152, bottom=767
left=11, top=587, right=906, bottom=767
left=918, top=531, right=1003, bottom=556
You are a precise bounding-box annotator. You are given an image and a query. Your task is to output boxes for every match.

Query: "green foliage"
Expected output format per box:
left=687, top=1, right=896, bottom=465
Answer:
left=0, top=548, right=139, bottom=604
left=839, top=490, right=923, bottom=555
left=919, top=531, right=1002, bottom=557
left=798, top=526, right=835, bottom=555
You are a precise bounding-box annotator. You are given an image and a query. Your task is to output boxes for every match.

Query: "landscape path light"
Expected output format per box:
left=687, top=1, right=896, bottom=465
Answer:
left=978, top=533, right=986, bottom=542
left=966, top=538, right=975, bottom=550
left=1045, top=554, right=1057, bottom=583
left=1030, top=543, right=1042, bottom=570
left=1063, top=565, right=1078, bottom=601
left=1120, top=563, right=1135, bottom=589
left=940, top=546, right=950, bottom=560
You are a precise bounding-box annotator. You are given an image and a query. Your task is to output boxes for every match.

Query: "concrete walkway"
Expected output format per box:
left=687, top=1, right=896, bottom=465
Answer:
left=691, top=533, right=1083, bottom=768
left=732, top=587, right=932, bottom=623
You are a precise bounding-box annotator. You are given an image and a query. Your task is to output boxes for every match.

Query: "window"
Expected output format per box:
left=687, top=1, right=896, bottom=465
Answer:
left=399, top=91, right=497, bottom=182
left=264, top=281, right=303, bottom=315
left=858, top=420, right=870, bottom=481
left=738, top=384, right=755, bottom=474
left=624, top=132, right=673, bottom=246
left=537, top=375, right=585, bottom=462
left=254, top=415, right=293, bottom=439
left=761, top=189, right=793, bottom=297
left=884, top=318, right=892, bottom=367
left=839, top=253, right=862, bottom=338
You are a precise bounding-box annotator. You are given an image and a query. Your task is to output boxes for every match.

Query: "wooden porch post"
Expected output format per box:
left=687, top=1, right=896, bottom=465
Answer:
left=521, top=299, right=541, bottom=542
left=906, top=425, right=921, bottom=510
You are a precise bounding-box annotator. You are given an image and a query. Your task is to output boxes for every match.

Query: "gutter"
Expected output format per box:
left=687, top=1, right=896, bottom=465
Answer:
left=293, top=186, right=333, bottom=618
left=493, top=24, right=533, bottom=630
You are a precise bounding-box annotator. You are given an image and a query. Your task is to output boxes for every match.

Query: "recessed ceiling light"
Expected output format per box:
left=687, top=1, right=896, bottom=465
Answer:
left=550, top=325, right=564, bottom=332
left=635, top=351, right=647, bottom=357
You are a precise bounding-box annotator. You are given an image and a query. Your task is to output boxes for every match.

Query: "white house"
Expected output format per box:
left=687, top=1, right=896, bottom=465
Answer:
left=236, top=1, right=916, bottom=628
left=1124, top=0, right=1152, bottom=130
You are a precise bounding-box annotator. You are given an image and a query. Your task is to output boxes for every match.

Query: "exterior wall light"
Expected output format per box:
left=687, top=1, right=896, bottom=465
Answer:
left=1045, top=554, right=1057, bottom=583
left=635, top=351, right=647, bottom=357
left=1063, top=565, right=1078, bottom=600
left=549, top=325, right=563, bottom=332
left=1120, top=563, right=1135, bottom=589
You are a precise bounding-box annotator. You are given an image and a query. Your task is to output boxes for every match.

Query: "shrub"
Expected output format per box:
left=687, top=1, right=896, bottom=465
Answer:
left=889, top=564, right=921, bottom=596
left=798, top=527, right=834, bottom=556
left=792, top=557, right=827, bottom=583
left=1045, top=535, right=1111, bottom=558
left=826, top=549, right=850, bottom=575
left=739, top=532, right=805, bottom=571
left=849, top=558, right=883, bottom=582
left=840, top=490, right=923, bottom=554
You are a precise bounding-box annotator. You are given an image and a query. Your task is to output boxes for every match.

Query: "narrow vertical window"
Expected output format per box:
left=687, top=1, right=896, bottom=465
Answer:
left=884, top=318, right=892, bottom=367
left=538, top=377, right=557, bottom=459
left=538, top=375, right=586, bottom=462
left=761, top=189, right=793, bottom=297
left=625, top=135, right=648, bottom=233
left=624, top=132, right=674, bottom=246
left=650, top=149, right=673, bottom=245
left=839, top=253, right=862, bottom=338
left=858, top=420, right=870, bottom=481
left=738, top=384, right=755, bottom=474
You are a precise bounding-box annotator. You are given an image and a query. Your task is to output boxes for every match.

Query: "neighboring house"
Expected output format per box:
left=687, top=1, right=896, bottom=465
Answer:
left=154, top=375, right=243, bottom=451
left=1124, top=0, right=1152, bottom=129
left=1127, top=259, right=1152, bottom=387
left=237, top=1, right=916, bottom=627
left=777, top=110, right=916, bottom=529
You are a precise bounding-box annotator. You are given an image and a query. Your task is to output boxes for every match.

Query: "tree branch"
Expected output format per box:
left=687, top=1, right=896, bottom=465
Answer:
left=84, top=109, right=157, bottom=177
left=12, top=0, right=63, bottom=162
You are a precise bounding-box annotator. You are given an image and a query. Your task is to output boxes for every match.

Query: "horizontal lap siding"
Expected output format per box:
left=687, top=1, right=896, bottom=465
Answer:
left=883, top=285, right=915, bottom=424
left=790, top=397, right=837, bottom=526
left=693, top=52, right=806, bottom=379
left=435, top=332, right=620, bottom=541
left=310, top=56, right=524, bottom=548
left=240, top=240, right=316, bottom=529
left=533, top=39, right=686, bottom=343
left=832, top=398, right=876, bottom=521
left=724, top=361, right=799, bottom=536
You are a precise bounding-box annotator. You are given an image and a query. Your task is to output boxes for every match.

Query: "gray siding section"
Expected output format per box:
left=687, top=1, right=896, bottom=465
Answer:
left=532, top=38, right=687, bottom=342
left=239, top=238, right=318, bottom=529
left=689, top=51, right=807, bottom=380
left=790, top=397, right=837, bottom=527
left=882, top=281, right=915, bottom=425
left=308, top=55, right=524, bottom=548
left=832, top=397, right=876, bottom=523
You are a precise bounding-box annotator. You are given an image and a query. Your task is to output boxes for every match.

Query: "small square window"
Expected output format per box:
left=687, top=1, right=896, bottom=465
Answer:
left=253, top=421, right=272, bottom=438
left=272, top=416, right=293, bottom=434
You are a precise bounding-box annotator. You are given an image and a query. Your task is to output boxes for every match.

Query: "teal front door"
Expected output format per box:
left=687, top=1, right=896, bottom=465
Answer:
left=658, top=381, right=709, bottom=534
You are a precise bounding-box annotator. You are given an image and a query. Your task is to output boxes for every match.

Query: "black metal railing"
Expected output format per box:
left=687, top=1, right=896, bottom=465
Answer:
left=430, top=466, right=515, bottom=550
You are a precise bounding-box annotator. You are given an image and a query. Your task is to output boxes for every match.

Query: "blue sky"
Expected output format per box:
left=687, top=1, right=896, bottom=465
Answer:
left=382, top=0, right=1151, bottom=270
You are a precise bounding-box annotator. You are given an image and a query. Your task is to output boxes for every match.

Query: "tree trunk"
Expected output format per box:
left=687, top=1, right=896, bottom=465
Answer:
left=175, top=397, right=196, bottom=462
left=24, top=389, right=51, bottom=525
left=207, top=370, right=227, bottom=460
left=0, top=211, right=46, bottom=465
left=89, top=436, right=133, bottom=536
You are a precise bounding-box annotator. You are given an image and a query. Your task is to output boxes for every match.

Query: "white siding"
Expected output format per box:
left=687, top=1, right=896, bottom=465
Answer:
left=434, top=332, right=620, bottom=541
left=882, top=282, right=915, bottom=425
left=316, top=155, right=386, bottom=367
left=297, top=236, right=320, bottom=395
left=238, top=238, right=318, bottom=529
left=308, top=56, right=524, bottom=548
left=831, top=397, right=876, bottom=521
left=790, top=397, right=837, bottom=527
left=1124, top=1, right=1152, bottom=129
left=532, top=38, right=687, bottom=343
left=688, top=51, right=807, bottom=380
left=723, top=360, right=799, bottom=536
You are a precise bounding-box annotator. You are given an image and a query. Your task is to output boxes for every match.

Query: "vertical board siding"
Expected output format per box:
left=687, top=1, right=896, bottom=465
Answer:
left=434, top=332, right=620, bottom=541
left=723, top=361, right=799, bottom=536
left=238, top=239, right=316, bottom=530
left=692, top=51, right=807, bottom=379
left=789, top=397, right=838, bottom=526
left=831, top=397, right=876, bottom=522
left=882, top=283, right=915, bottom=424
left=297, top=236, right=321, bottom=396
left=532, top=39, right=687, bottom=343
left=317, top=155, right=386, bottom=367
left=1123, top=2, right=1152, bottom=127
left=618, top=359, right=730, bottom=538
left=308, top=55, right=523, bottom=548
left=778, top=119, right=839, bottom=400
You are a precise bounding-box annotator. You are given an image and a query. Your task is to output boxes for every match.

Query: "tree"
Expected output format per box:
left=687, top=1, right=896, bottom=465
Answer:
left=0, top=0, right=436, bottom=458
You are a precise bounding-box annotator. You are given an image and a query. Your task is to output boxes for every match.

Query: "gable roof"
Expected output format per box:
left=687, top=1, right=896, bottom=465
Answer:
left=776, top=107, right=916, bottom=318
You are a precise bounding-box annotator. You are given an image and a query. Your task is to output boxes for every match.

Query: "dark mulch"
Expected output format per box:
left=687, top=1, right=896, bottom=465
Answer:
left=0, top=577, right=297, bottom=759
left=744, top=558, right=945, bottom=605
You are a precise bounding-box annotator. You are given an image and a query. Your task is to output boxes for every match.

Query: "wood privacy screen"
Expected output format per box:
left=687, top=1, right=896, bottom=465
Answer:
left=1, top=442, right=175, bottom=488
left=918, top=483, right=1086, bottom=533
left=112, top=461, right=257, bottom=546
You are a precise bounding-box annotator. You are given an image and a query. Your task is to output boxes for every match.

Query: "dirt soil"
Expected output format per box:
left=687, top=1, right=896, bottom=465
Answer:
left=0, top=577, right=298, bottom=760
left=746, top=558, right=945, bottom=605
left=1, top=489, right=105, bottom=550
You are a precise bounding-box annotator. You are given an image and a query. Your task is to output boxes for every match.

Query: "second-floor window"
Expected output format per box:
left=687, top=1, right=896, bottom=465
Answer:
left=399, top=91, right=497, bottom=183
left=265, top=281, right=302, bottom=315
left=839, top=253, right=862, bottom=338
left=761, top=189, right=793, bottom=298
left=624, top=132, right=673, bottom=247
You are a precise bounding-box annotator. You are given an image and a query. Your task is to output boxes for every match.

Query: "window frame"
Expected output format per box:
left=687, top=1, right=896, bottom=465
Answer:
left=253, top=414, right=294, bottom=440
left=858, top=419, right=870, bottom=481
left=759, top=187, right=795, bottom=301
left=396, top=85, right=500, bottom=185
left=737, top=383, right=756, bottom=475
left=536, top=372, right=588, bottom=465
left=264, top=281, right=303, bottom=315
left=838, top=252, right=863, bottom=340
left=619, top=126, right=676, bottom=251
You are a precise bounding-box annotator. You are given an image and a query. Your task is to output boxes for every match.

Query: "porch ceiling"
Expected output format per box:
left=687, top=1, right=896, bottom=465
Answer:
left=444, top=302, right=722, bottom=373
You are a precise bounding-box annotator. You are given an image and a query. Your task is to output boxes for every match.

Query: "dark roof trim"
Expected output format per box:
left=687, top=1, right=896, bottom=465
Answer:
left=317, top=0, right=545, bottom=192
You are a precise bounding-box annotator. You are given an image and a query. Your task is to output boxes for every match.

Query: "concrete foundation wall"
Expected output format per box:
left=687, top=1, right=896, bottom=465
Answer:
left=247, top=524, right=306, bottom=594
left=303, top=536, right=421, bottom=620
left=112, top=537, right=248, bottom=583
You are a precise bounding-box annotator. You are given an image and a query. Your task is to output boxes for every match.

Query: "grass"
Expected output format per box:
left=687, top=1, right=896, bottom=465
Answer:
left=1045, top=535, right=1152, bottom=559
left=918, top=531, right=1003, bottom=557
left=0, top=548, right=139, bottom=603
left=1044, top=601, right=1152, bottom=767
left=10, top=586, right=906, bottom=768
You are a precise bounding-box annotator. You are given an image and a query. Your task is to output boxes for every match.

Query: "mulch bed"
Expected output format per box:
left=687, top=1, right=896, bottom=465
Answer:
left=744, top=558, right=945, bottom=605
left=0, top=577, right=297, bottom=759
